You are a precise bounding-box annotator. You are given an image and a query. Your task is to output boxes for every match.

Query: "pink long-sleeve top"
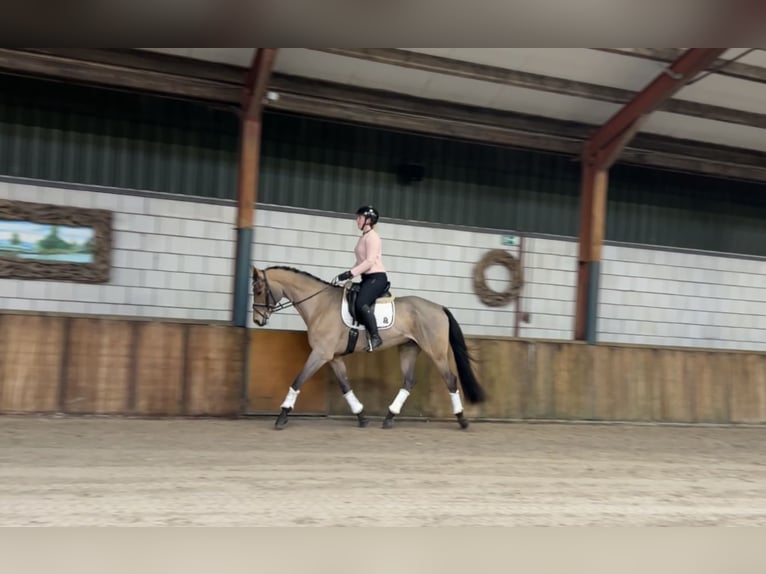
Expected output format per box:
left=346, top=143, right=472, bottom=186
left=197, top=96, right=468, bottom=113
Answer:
left=350, top=229, right=386, bottom=276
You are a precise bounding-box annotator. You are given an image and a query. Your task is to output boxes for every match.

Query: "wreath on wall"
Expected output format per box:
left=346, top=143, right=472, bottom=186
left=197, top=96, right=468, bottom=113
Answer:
left=472, top=249, right=524, bottom=307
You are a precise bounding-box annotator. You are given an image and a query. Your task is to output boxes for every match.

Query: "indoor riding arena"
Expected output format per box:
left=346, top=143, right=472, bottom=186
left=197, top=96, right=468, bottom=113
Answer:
left=1, top=48, right=766, bottom=526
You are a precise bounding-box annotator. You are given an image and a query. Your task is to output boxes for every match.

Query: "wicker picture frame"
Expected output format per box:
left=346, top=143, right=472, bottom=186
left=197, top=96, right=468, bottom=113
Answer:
left=0, top=199, right=112, bottom=283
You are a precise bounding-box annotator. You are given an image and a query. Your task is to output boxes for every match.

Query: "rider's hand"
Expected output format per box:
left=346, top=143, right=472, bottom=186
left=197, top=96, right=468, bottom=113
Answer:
left=334, top=270, right=352, bottom=283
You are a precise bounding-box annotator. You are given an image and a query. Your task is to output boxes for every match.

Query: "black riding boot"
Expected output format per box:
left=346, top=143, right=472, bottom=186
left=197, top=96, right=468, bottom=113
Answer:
left=359, top=304, right=383, bottom=352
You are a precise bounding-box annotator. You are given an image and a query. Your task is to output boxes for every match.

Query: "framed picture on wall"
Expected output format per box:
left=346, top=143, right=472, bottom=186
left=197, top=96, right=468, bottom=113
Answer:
left=0, top=199, right=112, bottom=283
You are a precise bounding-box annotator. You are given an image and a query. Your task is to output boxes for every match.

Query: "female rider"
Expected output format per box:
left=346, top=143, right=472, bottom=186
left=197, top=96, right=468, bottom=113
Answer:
left=334, top=205, right=388, bottom=351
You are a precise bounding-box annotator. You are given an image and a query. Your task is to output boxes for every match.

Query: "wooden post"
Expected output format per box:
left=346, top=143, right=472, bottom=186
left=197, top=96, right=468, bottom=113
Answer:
left=573, top=48, right=726, bottom=343
left=231, top=119, right=261, bottom=327
left=574, top=164, right=608, bottom=343
left=513, top=235, right=525, bottom=339
left=231, top=48, right=278, bottom=327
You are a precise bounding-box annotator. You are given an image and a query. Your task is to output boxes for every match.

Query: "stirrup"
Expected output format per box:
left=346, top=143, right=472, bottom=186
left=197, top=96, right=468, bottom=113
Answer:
left=366, top=334, right=382, bottom=352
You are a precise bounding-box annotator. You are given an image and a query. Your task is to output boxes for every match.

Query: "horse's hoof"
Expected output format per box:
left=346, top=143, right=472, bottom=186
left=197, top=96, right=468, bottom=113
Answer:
left=274, top=408, right=291, bottom=430
left=357, top=413, right=369, bottom=428
left=456, top=413, right=469, bottom=430
left=382, top=417, right=394, bottom=429
left=274, top=419, right=288, bottom=430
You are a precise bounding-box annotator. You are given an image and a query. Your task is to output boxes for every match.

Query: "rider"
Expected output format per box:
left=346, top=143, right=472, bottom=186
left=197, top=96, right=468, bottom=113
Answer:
left=334, top=205, right=388, bottom=352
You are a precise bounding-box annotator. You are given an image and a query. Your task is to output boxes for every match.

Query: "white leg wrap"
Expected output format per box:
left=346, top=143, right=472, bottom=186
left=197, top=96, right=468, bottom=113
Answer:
left=343, top=390, right=364, bottom=414
left=388, top=389, right=410, bottom=415
left=450, top=391, right=463, bottom=414
left=280, top=387, right=300, bottom=409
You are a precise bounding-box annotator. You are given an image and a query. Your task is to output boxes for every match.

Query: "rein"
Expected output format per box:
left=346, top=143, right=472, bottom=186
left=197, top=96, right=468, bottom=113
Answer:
left=252, top=270, right=337, bottom=315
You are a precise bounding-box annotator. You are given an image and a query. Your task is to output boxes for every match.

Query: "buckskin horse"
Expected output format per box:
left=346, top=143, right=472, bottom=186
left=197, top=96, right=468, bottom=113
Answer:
left=251, top=265, right=486, bottom=430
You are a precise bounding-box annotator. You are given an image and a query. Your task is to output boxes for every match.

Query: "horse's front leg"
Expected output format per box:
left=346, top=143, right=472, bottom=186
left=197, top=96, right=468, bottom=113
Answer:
left=275, top=348, right=331, bottom=430
left=382, top=341, right=420, bottom=429
left=329, top=357, right=368, bottom=427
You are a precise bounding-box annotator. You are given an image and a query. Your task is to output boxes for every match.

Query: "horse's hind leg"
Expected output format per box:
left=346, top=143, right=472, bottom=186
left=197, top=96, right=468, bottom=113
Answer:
left=442, top=367, right=469, bottom=429
left=275, top=348, right=330, bottom=430
left=383, top=341, right=420, bottom=429
left=329, top=357, right=368, bottom=428
left=420, top=335, right=469, bottom=430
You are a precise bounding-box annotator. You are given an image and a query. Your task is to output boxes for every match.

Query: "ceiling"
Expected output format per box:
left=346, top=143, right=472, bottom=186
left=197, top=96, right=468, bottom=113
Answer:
left=0, top=47, right=764, bottom=182
left=143, top=47, right=766, bottom=154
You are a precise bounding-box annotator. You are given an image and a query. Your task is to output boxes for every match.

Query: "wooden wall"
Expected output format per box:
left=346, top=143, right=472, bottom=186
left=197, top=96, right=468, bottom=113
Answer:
left=3, top=313, right=765, bottom=425
left=247, top=330, right=328, bottom=414
left=0, top=313, right=245, bottom=416
left=250, top=333, right=766, bottom=425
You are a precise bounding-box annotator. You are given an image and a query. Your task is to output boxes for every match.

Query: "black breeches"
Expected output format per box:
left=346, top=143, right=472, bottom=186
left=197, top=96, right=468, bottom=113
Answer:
left=355, top=272, right=388, bottom=316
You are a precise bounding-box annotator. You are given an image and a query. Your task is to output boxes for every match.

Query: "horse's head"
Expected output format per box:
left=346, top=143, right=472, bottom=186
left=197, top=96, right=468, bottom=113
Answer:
left=251, top=266, right=282, bottom=326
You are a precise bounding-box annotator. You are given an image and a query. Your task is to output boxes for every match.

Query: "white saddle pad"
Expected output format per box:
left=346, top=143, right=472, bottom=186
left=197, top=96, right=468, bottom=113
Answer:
left=341, top=296, right=396, bottom=331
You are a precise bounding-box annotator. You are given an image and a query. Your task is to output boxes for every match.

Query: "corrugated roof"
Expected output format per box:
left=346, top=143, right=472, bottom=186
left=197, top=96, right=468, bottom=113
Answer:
left=143, top=47, right=766, bottom=153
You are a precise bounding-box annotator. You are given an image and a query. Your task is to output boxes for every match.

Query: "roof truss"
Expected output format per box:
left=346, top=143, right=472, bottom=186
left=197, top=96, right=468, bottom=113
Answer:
left=0, top=47, right=765, bottom=183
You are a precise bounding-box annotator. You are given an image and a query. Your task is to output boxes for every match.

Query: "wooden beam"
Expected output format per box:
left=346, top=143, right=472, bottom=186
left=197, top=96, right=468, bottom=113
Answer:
left=271, top=74, right=766, bottom=174
left=632, top=132, right=766, bottom=167
left=268, top=84, right=766, bottom=183
left=237, top=119, right=261, bottom=229
left=232, top=49, right=277, bottom=327
left=618, top=148, right=766, bottom=182
left=577, top=166, right=609, bottom=263
left=20, top=48, right=247, bottom=85
left=270, top=73, right=590, bottom=138
left=239, top=48, right=278, bottom=225
left=574, top=49, right=727, bottom=344
left=594, top=48, right=766, bottom=84
left=0, top=48, right=240, bottom=104
left=585, top=49, right=728, bottom=163
left=1, top=48, right=766, bottom=183
left=315, top=47, right=766, bottom=129
left=574, top=165, right=608, bottom=342
left=597, top=116, right=649, bottom=170
left=243, top=48, right=278, bottom=121
left=268, top=90, right=581, bottom=155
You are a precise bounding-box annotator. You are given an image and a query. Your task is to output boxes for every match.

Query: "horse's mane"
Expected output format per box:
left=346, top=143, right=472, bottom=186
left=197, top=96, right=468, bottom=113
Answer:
left=265, top=265, right=340, bottom=288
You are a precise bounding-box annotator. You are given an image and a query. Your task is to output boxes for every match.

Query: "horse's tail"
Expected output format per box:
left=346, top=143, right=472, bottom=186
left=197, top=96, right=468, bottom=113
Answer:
left=443, top=307, right=486, bottom=404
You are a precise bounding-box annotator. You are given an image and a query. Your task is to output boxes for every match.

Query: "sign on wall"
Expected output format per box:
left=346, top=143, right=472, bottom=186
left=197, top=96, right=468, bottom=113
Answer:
left=501, top=235, right=519, bottom=246
left=0, top=199, right=112, bottom=283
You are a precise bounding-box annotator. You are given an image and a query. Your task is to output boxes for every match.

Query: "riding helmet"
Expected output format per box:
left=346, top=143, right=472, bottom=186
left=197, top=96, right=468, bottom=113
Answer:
left=356, top=205, right=379, bottom=225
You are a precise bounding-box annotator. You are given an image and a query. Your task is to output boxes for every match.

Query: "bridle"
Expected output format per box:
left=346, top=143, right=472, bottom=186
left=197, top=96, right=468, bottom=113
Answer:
left=251, top=269, right=336, bottom=324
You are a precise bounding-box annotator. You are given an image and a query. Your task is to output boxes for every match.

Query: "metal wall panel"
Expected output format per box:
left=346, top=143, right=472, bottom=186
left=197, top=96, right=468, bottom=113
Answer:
left=261, top=112, right=766, bottom=257
left=0, top=74, right=240, bottom=199
left=1, top=73, right=765, bottom=257
left=608, top=163, right=766, bottom=255
left=259, top=111, right=582, bottom=235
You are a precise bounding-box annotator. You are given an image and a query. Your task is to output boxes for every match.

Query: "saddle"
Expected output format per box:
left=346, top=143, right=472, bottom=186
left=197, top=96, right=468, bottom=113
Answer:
left=341, top=281, right=396, bottom=333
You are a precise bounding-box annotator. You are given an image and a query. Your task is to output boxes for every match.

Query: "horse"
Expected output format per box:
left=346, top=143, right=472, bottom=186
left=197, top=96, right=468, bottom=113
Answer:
left=251, top=265, right=487, bottom=430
